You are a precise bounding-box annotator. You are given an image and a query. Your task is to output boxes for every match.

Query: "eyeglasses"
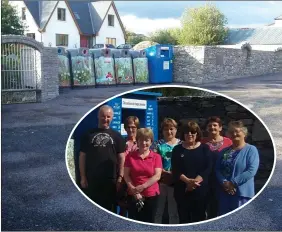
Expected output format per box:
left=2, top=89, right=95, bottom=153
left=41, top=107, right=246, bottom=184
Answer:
left=127, top=126, right=137, bottom=130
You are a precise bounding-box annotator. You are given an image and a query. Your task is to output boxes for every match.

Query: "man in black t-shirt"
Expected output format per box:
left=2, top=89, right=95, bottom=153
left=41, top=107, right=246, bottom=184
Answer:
left=79, top=105, right=126, bottom=211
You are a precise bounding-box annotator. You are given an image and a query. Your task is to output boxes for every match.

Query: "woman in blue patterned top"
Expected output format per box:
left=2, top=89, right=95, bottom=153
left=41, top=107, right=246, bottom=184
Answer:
left=151, top=118, right=181, bottom=224
left=216, top=121, right=260, bottom=216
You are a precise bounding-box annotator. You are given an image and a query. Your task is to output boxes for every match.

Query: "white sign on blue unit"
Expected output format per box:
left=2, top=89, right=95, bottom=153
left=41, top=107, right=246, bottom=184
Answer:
left=122, top=98, right=147, bottom=109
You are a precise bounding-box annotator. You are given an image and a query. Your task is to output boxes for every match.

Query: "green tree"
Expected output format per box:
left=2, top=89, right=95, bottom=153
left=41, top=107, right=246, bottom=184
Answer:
left=149, top=28, right=180, bottom=45
left=1, top=0, right=25, bottom=35
left=127, top=34, right=147, bottom=46
left=124, top=27, right=134, bottom=42
left=179, top=3, right=228, bottom=45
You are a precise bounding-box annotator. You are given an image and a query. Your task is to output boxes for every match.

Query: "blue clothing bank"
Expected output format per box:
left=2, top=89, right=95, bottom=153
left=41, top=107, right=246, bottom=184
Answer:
left=72, top=91, right=162, bottom=184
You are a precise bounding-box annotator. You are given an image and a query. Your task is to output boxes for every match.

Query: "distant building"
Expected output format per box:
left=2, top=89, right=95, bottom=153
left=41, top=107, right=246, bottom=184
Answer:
left=9, top=0, right=126, bottom=49
left=222, top=15, right=282, bottom=51
left=267, top=15, right=282, bottom=27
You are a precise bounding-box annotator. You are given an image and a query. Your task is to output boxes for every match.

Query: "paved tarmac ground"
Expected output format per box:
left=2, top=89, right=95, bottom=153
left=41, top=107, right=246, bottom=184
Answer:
left=2, top=73, right=282, bottom=230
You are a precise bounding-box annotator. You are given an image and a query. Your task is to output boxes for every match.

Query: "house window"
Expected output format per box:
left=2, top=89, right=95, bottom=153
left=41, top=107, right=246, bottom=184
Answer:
left=56, top=34, right=68, bottom=46
left=108, top=14, right=114, bottom=26
left=106, top=37, right=116, bottom=46
left=22, top=7, right=26, bottom=20
left=26, top=33, right=35, bottom=39
left=57, top=8, right=66, bottom=21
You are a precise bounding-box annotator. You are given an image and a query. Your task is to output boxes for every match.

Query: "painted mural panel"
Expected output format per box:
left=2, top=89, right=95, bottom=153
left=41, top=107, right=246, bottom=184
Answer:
left=115, top=57, right=134, bottom=84
left=94, top=57, right=116, bottom=85
left=58, top=55, right=71, bottom=87
left=133, top=58, right=149, bottom=84
left=71, top=56, right=95, bottom=86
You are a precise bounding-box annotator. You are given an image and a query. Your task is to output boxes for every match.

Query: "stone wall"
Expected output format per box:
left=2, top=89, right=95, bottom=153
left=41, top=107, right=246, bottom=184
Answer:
left=40, top=47, right=59, bottom=102
left=157, top=96, right=275, bottom=192
left=173, top=45, right=280, bottom=84
left=274, top=49, right=282, bottom=73
left=173, top=46, right=205, bottom=84
left=203, top=47, right=275, bottom=82
left=1, top=35, right=59, bottom=103
left=218, top=44, right=282, bottom=51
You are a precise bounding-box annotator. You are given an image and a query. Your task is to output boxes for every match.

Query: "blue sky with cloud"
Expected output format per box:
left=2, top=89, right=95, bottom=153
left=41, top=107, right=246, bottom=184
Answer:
left=115, top=1, right=282, bottom=35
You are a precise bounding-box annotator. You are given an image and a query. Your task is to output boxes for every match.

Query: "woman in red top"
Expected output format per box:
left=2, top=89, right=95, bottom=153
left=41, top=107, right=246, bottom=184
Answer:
left=202, top=116, right=232, bottom=152
left=202, top=116, right=232, bottom=219
left=124, top=128, right=162, bottom=223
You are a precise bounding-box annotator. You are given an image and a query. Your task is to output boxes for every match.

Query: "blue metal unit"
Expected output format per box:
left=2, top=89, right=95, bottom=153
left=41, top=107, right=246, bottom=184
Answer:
left=145, top=44, right=174, bottom=84
left=72, top=91, right=162, bottom=183
left=107, top=90, right=161, bottom=140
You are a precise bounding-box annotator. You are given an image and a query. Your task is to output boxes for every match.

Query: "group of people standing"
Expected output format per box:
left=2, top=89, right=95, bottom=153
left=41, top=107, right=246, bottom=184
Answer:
left=79, top=105, right=260, bottom=224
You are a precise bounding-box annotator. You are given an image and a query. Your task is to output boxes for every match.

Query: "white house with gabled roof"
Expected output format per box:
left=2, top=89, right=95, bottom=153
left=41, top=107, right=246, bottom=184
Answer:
left=9, top=0, right=126, bottom=49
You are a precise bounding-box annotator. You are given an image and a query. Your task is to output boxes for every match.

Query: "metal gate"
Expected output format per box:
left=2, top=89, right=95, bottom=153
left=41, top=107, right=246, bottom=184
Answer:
left=1, top=43, right=41, bottom=104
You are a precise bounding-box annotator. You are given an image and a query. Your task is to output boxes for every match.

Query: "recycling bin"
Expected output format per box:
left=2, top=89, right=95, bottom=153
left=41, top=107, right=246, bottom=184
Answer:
left=68, top=48, right=95, bottom=86
left=58, top=47, right=71, bottom=87
left=130, top=50, right=149, bottom=84
left=90, top=48, right=116, bottom=86
left=114, top=49, right=134, bottom=85
left=145, top=44, right=174, bottom=84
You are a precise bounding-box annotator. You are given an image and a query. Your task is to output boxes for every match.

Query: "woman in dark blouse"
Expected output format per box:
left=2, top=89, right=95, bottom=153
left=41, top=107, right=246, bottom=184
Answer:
left=171, top=121, right=212, bottom=223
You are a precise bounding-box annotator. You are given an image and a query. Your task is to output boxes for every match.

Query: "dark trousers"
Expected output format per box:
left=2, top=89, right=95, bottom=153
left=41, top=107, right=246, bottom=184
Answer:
left=128, top=195, right=159, bottom=223
left=175, top=194, right=207, bottom=223
left=206, top=186, right=218, bottom=219
left=84, top=179, right=116, bottom=212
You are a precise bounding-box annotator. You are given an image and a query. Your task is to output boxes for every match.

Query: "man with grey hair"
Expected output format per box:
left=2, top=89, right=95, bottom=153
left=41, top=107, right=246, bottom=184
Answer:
left=79, top=105, right=126, bottom=212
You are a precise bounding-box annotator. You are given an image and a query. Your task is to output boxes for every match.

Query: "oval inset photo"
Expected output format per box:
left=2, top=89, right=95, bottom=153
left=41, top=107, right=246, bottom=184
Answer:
left=65, top=86, right=276, bottom=226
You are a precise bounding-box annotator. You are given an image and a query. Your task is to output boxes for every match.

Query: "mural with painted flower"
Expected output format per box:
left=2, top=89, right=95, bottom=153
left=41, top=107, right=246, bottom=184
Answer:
left=58, top=55, right=71, bottom=87
left=115, top=57, right=134, bottom=84
left=71, top=56, right=95, bottom=86
left=133, top=58, right=149, bottom=84
left=94, top=57, right=116, bottom=85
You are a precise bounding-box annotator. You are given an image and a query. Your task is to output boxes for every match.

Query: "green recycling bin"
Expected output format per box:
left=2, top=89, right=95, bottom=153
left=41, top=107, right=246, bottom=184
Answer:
left=90, top=48, right=116, bottom=86
left=68, top=48, right=95, bottom=86
left=131, top=50, right=149, bottom=84
left=58, top=47, right=71, bottom=87
left=114, top=49, right=134, bottom=85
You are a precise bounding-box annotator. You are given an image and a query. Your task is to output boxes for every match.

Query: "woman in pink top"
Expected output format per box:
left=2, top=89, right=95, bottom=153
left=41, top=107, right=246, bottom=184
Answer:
left=125, top=116, right=139, bottom=156
left=202, top=116, right=233, bottom=219
left=117, top=116, right=140, bottom=216
left=124, top=128, right=162, bottom=223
